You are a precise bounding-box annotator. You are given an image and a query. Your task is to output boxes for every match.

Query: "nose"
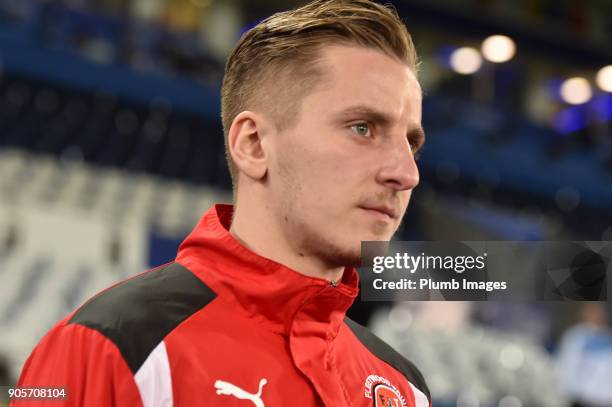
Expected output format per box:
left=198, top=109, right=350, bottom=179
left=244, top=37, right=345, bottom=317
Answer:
left=375, top=137, right=420, bottom=191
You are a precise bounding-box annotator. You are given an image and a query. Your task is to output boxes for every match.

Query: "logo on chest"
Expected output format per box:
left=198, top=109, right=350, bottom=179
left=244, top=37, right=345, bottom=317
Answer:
left=214, top=378, right=267, bottom=407
left=364, top=374, right=407, bottom=407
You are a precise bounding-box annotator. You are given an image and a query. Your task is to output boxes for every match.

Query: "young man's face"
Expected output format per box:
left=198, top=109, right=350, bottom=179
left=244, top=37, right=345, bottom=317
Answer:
left=267, top=44, right=422, bottom=268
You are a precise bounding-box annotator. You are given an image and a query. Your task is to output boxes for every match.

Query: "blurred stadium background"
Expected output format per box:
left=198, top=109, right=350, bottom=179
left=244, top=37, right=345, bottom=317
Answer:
left=0, top=0, right=611, bottom=406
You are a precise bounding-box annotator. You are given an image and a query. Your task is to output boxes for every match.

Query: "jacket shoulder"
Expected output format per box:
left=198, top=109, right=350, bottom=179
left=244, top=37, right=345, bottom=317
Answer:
left=69, top=262, right=217, bottom=374
left=18, top=322, right=144, bottom=406
left=344, top=317, right=430, bottom=401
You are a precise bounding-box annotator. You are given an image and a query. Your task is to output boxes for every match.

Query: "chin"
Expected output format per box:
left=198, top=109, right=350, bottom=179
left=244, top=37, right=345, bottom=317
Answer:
left=362, top=228, right=395, bottom=242
left=360, top=221, right=397, bottom=240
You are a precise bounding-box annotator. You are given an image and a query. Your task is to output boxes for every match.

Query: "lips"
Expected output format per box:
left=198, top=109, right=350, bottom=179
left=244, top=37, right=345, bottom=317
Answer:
left=359, top=205, right=397, bottom=220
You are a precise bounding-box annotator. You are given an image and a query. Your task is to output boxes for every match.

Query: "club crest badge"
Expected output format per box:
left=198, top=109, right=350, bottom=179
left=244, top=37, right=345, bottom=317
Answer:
left=364, top=374, right=407, bottom=407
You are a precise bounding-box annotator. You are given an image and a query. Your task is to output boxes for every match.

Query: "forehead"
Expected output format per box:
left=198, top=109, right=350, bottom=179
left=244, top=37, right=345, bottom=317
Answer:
left=313, top=44, right=422, bottom=122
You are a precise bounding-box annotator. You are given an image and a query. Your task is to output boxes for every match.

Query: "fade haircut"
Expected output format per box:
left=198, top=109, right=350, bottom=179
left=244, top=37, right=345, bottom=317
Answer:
left=221, top=0, right=419, bottom=187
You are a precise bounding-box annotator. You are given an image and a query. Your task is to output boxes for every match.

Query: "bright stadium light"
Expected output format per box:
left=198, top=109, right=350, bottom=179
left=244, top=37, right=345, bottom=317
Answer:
left=596, top=65, right=612, bottom=92
left=560, top=77, right=592, bottom=105
left=481, top=35, right=516, bottom=63
left=450, top=47, right=482, bottom=75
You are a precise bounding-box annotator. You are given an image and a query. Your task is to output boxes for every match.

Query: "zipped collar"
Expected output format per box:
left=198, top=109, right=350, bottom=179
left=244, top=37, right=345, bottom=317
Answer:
left=175, top=204, right=359, bottom=336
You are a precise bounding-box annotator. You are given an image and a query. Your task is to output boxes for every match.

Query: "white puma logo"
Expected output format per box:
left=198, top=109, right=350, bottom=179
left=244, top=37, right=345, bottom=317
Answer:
left=214, top=378, right=268, bottom=407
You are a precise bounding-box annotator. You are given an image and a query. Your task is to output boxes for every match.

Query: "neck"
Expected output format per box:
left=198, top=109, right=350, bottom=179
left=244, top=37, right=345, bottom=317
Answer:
left=229, top=200, right=345, bottom=283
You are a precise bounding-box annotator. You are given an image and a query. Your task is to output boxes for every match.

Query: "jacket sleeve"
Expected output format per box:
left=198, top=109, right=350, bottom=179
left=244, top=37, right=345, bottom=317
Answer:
left=11, top=321, right=143, bottom=407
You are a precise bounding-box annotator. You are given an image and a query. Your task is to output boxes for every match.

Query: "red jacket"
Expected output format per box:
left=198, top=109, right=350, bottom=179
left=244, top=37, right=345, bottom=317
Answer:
left=14, top=204, right=430, bottom=406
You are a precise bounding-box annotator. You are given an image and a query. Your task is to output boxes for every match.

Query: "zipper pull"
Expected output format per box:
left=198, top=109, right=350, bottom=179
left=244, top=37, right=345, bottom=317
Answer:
left=329, top=279, right=338, bottom=288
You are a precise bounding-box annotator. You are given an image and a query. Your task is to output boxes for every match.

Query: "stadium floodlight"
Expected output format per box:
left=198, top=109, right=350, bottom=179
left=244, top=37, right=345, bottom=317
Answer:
left=560, top=77, right=592, bottom=105
left=450, top=47, right=482, bottom=75
left=481, top=35, right=516, bottom=63
left=596, top=65, right=612, bottom=92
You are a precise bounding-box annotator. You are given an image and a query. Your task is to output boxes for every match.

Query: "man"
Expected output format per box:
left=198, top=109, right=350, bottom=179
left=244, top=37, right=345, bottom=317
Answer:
left=14, top=0, right=429, bottom=406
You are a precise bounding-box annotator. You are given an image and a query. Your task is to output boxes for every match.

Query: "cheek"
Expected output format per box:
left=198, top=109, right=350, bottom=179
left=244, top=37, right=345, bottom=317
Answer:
left=276, top=132, right=363, bottom=208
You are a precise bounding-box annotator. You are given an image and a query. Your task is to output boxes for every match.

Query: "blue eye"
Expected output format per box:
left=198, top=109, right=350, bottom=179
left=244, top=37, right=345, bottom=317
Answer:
left=350, top=123, right=370, bottom=137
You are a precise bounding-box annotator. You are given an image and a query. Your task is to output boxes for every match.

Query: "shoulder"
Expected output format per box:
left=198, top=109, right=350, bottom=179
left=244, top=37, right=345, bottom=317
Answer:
left=343, top=317, right=430, bottom=401
left=68, top=262, right=217, bottom=374
left=19, top=318, right=147, bottom=405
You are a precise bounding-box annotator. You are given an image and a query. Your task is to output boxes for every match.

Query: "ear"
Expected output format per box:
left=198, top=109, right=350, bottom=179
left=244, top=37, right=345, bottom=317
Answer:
left=227, top=111, right=270, bottom=180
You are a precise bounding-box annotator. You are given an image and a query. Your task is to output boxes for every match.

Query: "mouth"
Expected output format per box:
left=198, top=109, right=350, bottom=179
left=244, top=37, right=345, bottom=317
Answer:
left=359, top=206, right=397, bottom=221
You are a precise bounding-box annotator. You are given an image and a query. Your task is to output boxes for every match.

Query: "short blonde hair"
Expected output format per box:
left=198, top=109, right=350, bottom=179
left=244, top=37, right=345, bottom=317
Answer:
left=221, top=0, right=419, bottom=186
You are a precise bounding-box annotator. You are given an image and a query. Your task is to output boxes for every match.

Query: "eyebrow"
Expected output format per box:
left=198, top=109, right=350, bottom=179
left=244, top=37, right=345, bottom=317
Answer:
left=333, top=104, right=426, bottom=150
